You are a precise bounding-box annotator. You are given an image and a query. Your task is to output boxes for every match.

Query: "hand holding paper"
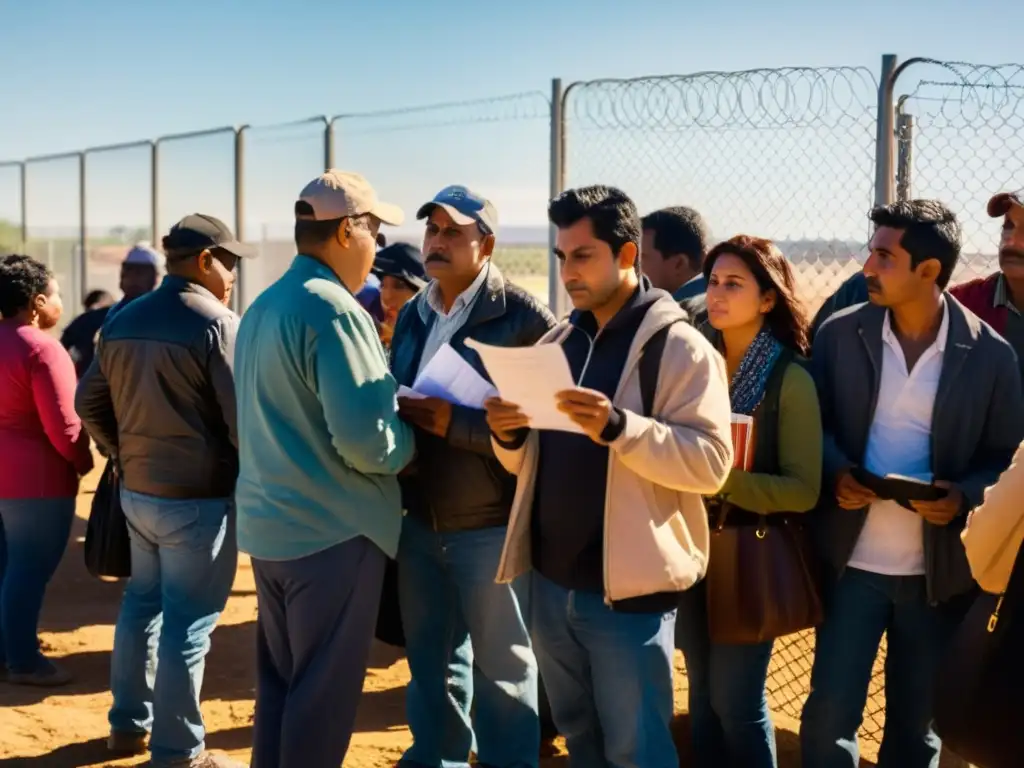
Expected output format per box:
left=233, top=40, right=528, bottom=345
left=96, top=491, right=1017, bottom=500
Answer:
left=465, top=338, right=584, bottom=434
left=555, top=387, right=614, bottom=442
left=484, top=397, right=531, bottom=442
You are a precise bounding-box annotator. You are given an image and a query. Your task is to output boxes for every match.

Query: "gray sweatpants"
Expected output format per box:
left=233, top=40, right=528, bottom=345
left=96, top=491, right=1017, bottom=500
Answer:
left=250, top=536, right=386, bottom=768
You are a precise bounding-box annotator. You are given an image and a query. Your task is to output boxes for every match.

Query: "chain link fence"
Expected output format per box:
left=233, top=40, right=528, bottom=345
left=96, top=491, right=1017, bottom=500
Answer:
left=0, top=163, right=22, bottom=253
left=241, top=118, right=328, bottom=307
left=895, top=60, right=1024, bottom=281
left=331, top=92, right=552, bottom=301
left=83, top=142, right=154, bottom=300
left=563, top=66, right=887, bottom=746
left=563, top=67, right=880, bottom=313
left=23, top=154, right=82, bottom=330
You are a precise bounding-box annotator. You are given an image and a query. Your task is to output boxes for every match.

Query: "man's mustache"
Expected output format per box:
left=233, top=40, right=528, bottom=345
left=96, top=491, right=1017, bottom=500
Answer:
left=865, top=276, right=882, bottom=292
left=1000, top=247, right=1024, bottom=261
left=564, top=281, right=587, bottom=292
left=425, top=252, right=449, bottom=263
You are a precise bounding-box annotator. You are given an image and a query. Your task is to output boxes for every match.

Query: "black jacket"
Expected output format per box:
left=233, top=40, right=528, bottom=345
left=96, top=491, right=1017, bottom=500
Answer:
left=811, top=296, right=1024, bottom=602
left=75, top=276, right=240, bottom=500
left=390, top=265, right=556, bottom=532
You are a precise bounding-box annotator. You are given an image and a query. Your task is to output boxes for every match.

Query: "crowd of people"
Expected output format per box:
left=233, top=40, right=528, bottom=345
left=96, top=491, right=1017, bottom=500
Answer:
left=0, top=170, right=1021, bottom=768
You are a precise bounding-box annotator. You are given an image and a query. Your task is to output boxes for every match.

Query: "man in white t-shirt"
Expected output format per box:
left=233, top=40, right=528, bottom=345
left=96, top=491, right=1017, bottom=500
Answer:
left=802, top=200, right=1024, bottom=768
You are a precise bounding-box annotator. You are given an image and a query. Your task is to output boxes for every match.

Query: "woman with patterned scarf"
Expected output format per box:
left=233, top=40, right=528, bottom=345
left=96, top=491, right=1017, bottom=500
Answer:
left=674, top=235, right=823, bottom=768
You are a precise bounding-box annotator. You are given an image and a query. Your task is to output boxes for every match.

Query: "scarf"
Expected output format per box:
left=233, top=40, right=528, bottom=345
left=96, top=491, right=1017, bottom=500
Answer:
left=729, top=327, right=783, bottom=416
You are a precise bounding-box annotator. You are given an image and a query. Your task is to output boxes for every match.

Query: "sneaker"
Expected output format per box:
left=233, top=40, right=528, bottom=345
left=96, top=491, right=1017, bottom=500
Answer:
left=6, top=659, right=71, bottom=687
left=108, top=730, right=149, bottom=756
left=158, top=752, right=247, bottom=768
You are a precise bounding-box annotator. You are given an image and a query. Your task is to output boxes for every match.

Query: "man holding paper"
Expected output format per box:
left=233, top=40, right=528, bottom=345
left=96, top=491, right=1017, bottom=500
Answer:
left=484, top=185, right=734, bottom=766
left=389, top=185, right=555, bottom=768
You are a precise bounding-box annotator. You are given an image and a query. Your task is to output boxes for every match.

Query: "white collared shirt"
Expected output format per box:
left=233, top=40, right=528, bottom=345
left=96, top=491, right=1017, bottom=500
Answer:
left=416, top=262, right=490, bottom=378
left=847, top=298, right=950, bottom=576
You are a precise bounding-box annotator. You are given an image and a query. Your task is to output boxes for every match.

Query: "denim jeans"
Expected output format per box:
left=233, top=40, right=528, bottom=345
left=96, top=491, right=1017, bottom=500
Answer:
left=397, top=516, right=539, bottom=768
left=0, top=497, right=75, bottom=672
left=108, top=489, right=237, bottom=766
left=531, top=572, right=677, bottom=768
left=675, top=583, right=777, bottom=768
left=800, top=567, right=973, bottom=768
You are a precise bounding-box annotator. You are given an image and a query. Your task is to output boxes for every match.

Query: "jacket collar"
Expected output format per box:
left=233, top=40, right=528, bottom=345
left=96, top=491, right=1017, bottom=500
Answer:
left=161, top=274, right=222, bottom=305
left=856, top=293, right=979, bottom=413
left=414, top=261, right=508, bottom=331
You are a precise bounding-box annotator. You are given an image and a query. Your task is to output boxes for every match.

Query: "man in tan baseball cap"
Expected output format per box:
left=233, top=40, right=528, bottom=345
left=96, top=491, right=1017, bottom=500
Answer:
left=291, top=170, right=404, bottom=293
left=235, top=169, right=415, bottom=767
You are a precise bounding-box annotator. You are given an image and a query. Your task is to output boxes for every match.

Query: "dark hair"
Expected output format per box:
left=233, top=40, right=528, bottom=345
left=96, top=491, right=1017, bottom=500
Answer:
left=869, top=199, right=962, bottom=289
left=704, top=235, right=810, bottom=355
left=548, top=185, right=642, bottom=274
left=0, top=254, right=53, bottom=319
left=294, top=200, right=345, bottom=252
left=84, top=289, right=113, bottom=308
left=641, top=206, right=708, bottom=271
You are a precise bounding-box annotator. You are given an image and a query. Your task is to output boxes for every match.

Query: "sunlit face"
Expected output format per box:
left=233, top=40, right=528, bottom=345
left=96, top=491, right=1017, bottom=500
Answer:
left=557, top=217, right=633, bottom=311
left=640, top=228, right=691, bottom=292
left=345, top=215, right=382, bottom=288
left=422, top=207, right=491, bottom=283
left=190, top=249, right=238, bottom=306
left=35, top=278, right=63, bottom=330
left=706, top=253, right=773, bottom=331
left=998, top=205, right=1024, bottom=281
left=379, top=275, right=417, bottom=323
left=863, top=225, right=936, bottom=308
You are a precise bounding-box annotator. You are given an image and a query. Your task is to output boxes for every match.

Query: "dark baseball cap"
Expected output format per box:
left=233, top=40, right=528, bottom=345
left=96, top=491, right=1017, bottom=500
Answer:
left=988, top=190, right=1024, bottom=218
left=372, top=243, right=427, bottom=290
left=162, top=214, right=256, bottom=260
left=416, top=185, right=499, bottom=235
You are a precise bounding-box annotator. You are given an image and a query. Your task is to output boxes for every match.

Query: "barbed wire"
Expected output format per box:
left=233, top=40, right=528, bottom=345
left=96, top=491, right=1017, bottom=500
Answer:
left=334, top=91, right=551, bottom=137
left=565, top=67, right=878, bottom=131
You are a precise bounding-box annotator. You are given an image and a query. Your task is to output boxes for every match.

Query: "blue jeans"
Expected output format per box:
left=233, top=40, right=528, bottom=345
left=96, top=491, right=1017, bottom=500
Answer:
left=531, top=572, right=677, bottom=768
left=675, top=583, right=777, bottom=768
left=108, top=489, right=237, bottom=766
left=800, top=568, right=971, bottom=768
left=397, top=516, right=539, bottom=768
left=0, top=498, right=75, bottom=672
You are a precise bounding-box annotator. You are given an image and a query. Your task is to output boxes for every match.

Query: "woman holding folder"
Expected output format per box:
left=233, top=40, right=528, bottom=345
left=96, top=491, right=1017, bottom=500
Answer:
left=675, top=235, right=823, bottom=768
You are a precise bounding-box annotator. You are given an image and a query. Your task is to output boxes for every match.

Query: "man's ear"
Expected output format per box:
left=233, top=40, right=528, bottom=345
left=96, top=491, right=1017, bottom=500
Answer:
left=480, top=233, right=496, bottom=258
left=336, top=219, right=353, bottom=248
left=198, top=249, right=214, bottom=274
left=618, top=241, right=638, bottom=271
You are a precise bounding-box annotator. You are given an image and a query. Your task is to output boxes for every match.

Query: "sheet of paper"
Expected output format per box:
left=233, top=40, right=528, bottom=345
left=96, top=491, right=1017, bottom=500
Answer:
left=397, top=385, right=427, bottom=400
left=464, top=338, right=583, bottom=434
left=409, top=343, right=497, bottom=409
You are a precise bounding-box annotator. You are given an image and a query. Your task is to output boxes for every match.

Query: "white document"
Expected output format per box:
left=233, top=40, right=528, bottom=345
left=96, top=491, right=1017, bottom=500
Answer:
left=409, top=343, right=497, bottom=409
left=464, top=338, right=583, bottom=434
left=396, top=385, right=427, bottom=400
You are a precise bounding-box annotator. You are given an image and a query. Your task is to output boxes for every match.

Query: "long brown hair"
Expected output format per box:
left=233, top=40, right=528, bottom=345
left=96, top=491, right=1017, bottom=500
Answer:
left=703, top=235, right=810, bottom=355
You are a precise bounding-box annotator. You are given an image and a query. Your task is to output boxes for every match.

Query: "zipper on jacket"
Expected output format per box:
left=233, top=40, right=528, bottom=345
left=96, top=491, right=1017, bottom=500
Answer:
left=988, top=593, right=1005, bottom=632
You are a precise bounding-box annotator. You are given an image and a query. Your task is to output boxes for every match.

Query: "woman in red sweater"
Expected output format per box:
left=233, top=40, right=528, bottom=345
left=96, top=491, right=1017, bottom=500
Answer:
left=0, top=254, right=94, bottom=686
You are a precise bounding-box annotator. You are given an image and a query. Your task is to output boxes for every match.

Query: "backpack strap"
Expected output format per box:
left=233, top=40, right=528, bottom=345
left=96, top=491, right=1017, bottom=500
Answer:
left=639, top=321, right=683, bottom=417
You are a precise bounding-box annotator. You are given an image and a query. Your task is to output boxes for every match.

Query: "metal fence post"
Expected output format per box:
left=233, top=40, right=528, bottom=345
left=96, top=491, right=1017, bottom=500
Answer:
left=78, top=151, right=87, bottom=311
left=19, top=161, right=27, bottom=247
left=151, top=140, right=159, bottom=243
left=548, top=77, right=566, bottom=315
left=325, top=117, right=335, bottom=170
left=875, top=54, right=898, bottom=206
left=234, top=126, right=247, bottom=313
left=895, top=96, right=914, bottom=201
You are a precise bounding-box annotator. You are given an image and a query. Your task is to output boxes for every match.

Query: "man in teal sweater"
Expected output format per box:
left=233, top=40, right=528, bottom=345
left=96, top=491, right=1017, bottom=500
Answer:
left=233, top=170, right=414, bottom=768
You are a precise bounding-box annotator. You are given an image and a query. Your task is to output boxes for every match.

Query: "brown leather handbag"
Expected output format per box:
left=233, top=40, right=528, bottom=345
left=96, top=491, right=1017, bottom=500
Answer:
left=705, top=502, right=823, bottom=644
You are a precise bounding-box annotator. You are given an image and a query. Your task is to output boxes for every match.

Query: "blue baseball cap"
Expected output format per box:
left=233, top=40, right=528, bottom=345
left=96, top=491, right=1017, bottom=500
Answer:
left=416, top=185, right=499, bottom=235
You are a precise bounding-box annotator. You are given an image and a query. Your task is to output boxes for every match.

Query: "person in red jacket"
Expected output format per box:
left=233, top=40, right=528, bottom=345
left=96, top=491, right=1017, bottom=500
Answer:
left=949, top=190, right=1024, bottom=381
left=0, top=254, right=94, bottom=686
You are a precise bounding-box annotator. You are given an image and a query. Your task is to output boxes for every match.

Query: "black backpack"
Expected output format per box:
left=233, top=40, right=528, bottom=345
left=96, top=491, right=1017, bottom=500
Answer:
left=638, top=321, right=683, bottom=417
left=934, top=539, right=1024, bottom=767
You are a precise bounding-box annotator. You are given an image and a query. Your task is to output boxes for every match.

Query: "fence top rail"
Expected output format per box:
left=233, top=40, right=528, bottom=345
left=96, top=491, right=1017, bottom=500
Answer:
left=24, top=150, right=83, bottom=164
left=892, top=57, right=1024, bottom=84
left=329, top=90, right=550, bottom=122
left=0, top=160, right=23, bottom=169
left=243, top=115, right=329, bottom=132
left=84, top=139, right=154, bottom=155
left=155, top=125, right=238, bottom=144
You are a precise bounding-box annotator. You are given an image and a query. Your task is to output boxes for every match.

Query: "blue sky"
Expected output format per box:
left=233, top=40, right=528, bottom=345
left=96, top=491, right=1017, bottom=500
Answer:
left=0, top=0, right=1020, bottom=244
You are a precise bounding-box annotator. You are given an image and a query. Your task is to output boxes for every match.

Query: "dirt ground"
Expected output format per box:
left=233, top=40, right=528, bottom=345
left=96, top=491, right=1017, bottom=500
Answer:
left=1, top=464, right=879, bottom=768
